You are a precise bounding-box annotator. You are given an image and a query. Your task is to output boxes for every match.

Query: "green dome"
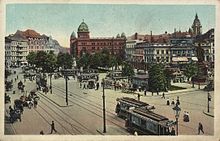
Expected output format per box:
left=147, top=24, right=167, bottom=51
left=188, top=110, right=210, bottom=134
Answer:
left=78, top=21, right=89, bottom=32
left=70, top=31, right=76, bottom=39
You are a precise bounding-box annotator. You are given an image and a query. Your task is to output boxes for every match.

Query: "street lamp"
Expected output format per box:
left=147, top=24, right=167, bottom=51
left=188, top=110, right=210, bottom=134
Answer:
left=102, top=78, right=106, bottom=133
left=207, top=91, right=211, bottom=113
left=172, top=104, right=181, bottom=136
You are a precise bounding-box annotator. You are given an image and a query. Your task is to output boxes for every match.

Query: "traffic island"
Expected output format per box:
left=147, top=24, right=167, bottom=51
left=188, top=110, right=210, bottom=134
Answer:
left=203, top=110, right=214, bottom=117
left=96, top=125, right=130, bottom=135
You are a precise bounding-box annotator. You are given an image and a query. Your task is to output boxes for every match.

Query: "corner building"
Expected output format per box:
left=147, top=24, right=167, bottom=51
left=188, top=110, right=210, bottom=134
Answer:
left=70, top=21, right=126, bottom=58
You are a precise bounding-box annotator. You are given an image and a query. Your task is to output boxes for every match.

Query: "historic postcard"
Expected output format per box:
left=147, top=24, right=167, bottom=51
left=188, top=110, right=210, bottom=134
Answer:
left=1, top=0, right=220, bottom=141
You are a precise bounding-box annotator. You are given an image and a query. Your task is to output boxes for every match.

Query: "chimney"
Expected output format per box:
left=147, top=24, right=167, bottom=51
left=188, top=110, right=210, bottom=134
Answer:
left=150, top=31, right=152, bottom=43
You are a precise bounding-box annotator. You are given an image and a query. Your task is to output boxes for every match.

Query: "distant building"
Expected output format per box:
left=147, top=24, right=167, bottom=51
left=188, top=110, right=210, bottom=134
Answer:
left=125, top=40, right=144, bottom=62
left=5, top=29, right=62, bottom=67
left=70, top=20, right=126, bottom=58
left=191, top=13, right=202, bottom=36
left=5, top=33, right=28, bottom=67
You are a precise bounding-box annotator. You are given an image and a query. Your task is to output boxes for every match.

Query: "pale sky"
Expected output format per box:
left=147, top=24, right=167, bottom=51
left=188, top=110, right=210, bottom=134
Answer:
left=6, top=4, right=215, bottom=47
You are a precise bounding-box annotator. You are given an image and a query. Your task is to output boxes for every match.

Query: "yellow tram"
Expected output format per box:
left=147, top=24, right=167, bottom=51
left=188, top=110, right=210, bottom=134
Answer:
left=115, top=97, right=176, bottom=135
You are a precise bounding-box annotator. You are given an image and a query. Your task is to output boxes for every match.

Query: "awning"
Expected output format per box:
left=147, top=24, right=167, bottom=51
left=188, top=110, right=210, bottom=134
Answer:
left=172, top=57, right=188, bottom=62
left=191, top=57, right=198, bottom=61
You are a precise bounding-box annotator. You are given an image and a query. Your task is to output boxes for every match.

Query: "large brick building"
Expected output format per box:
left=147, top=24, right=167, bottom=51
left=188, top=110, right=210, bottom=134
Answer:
left=70, top=21, right=126, bottom=58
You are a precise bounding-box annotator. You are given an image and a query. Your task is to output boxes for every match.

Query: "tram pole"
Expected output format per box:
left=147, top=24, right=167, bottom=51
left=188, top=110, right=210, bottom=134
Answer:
left=207, top=91, right=210, bottom=113
left=65, top=75, right=68, bottom=106
left=102, top=78, right=106, bottom=133
left=50, top=73, right=52, bottom=94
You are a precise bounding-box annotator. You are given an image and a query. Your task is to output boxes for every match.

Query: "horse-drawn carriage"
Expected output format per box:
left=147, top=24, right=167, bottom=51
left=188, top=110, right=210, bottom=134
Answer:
left=5, top=81, right=13, bottom=91
left=9, top=107, right=22, bottom=123
left=87, top=79, right=96, bottom=89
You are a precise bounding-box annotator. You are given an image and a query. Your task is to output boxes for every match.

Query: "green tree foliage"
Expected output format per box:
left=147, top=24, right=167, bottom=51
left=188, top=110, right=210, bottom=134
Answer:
left=148, top=63, right=167, bottom=92
left=57, top=52, right=73, bottom=69
left=26, top=52, right=37, bottom=66
left=164, top=68, right=175, bottom=90
left=45, top=51, right=57, bottom=73
left=184, top=62, right=198, bottom=81
left=35, top=51, right=48, bottom=72
left=122, top=62, right=134, bottom=77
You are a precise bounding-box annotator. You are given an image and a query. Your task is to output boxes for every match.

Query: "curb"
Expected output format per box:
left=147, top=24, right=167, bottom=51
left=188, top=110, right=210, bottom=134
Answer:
left=96, top=129, right=104, bottom=135
left=203, top=111, right=214, bottom=117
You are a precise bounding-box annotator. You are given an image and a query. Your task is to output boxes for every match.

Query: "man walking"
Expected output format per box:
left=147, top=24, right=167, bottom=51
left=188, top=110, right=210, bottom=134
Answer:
left=50, top=121, right=57, bottom=134
left=96, top=82, right=99, bottom=90
left=198, top=122, right=204, bottom=134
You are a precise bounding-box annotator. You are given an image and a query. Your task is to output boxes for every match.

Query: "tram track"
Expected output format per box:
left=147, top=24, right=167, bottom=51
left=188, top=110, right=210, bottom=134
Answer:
left=37, top=91, right=96, bottom=134
left=52, top=85, right=126, bottom=121
left=41, top=85, right=127, bottom=132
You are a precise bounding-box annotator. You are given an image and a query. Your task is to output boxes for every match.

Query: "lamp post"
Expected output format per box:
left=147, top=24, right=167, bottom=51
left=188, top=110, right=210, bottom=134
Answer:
left=49, top=73, right=52, bottom=94
left=102, top=78, right=106, bottom=133
left=173, top=104, right=181, bottom=136
left=207, top=91, right=211, bottom=113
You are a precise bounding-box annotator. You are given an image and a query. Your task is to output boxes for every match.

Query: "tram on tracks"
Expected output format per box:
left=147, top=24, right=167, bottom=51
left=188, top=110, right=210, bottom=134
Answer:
left=115, top=97, right=149, bottom=119
left=115, top=97, right=176, bottom=135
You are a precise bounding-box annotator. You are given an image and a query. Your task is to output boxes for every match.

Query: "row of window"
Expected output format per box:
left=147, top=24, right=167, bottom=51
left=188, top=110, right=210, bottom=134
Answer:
left=80, top=42, right=124, bottom=46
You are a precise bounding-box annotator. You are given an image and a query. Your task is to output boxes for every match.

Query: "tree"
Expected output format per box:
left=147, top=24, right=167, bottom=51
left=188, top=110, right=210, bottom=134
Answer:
left=109, top=55, right=118, bottom=71
left=184, top=62, right=198, bottom=82
left=45, top=51, right=57, bottom=73
left=148, top=63, right=167, bottom=92
left=57, top=52, right=73, bottom=69
left=164, top=67, right=175, bottom=90
left=76, top=52, right=90, bottom=69
left=26, top=52, right=37, bottom=66
left=122, top=62, right=134, bottom=77
left=35, top=51, right=48, bottom=72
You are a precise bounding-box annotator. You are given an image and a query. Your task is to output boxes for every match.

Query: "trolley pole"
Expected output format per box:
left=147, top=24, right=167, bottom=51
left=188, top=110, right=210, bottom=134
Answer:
left=102, top=79, right=106, bottom=133
left=50, top=73, right=52, bottom=94
left=65, top=75, right=68, bottom=106
left=176, top=116, right=178, bottom=136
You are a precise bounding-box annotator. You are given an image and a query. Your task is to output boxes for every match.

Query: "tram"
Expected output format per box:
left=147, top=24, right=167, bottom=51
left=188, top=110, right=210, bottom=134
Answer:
left=125, top=107, right=176, bottom=135
left=115, top=97, right=149, bottom=119
left=115, top=97, right=176, bottom=135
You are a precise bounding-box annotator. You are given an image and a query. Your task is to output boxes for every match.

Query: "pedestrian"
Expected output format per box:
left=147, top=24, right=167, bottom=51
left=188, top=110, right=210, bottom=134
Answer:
left=198, top=122, right=204, bottom=134
left=170, top=127, right=175, bottom=135
left=137, top=94, right=140, bottom=101
left=50, top=121, right=57, bottom=134
left=34, top=99, right=38, bottom=108
left=171, top=99, right=175, bottom=105
left=162, top=92, right=165, bottom=99
left=176, top=96, right=180, bottom=105
left=96, top=82, right=99, bottom=90
left=134, top=131, right=138, bottom=136
left=40, top=130, right=44, bottom=135
left=166, top=98, right=170, bottom=105
left=83, top=82, right=86, bottom=89
left=144, top=89, right=147, bottom=96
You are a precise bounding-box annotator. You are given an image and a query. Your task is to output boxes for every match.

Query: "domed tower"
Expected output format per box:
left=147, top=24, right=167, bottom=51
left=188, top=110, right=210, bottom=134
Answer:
left=70, top=31, right=77, bottom=57
left=77, top=20, right=90, bottom=40
left=192, top=13, right=202, bottom=36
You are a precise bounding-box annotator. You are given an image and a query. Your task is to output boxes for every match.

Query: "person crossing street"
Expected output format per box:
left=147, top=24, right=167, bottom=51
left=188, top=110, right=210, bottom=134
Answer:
left=50, top=121, right=57, bottom=134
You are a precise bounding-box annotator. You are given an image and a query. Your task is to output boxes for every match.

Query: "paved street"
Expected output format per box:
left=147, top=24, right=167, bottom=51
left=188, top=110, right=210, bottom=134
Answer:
left=5, top=68, right=214, bottom=135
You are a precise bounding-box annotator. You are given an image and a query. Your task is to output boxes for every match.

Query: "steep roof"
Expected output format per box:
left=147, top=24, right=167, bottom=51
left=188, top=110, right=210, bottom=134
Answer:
left=22, top=29, right=41, bottom=38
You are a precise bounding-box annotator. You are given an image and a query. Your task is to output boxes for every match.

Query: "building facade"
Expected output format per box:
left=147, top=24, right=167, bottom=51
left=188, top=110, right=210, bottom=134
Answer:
left=70, top=21, right=126, bottom=58
left=5, top=29, right=62, bottom=67
left=5, top=33, right=28, bottom=67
